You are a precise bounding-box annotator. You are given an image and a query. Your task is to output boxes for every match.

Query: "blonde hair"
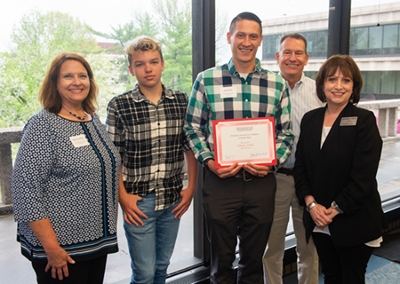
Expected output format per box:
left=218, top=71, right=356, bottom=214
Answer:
left=39, top=52, right=98, bottom=115
left=125, top=36, right=163, bottom=66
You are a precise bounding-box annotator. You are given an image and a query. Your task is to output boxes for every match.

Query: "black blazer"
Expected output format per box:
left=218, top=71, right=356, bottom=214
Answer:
left=294, top=103, right=386, bottom=249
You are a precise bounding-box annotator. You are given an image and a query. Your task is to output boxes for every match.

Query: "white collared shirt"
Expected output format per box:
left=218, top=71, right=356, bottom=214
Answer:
left=281, top=72, right=325, bottom=168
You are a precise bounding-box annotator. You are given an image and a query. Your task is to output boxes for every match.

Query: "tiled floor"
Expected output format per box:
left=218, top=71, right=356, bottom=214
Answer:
left=0, top=210, right=132, bottom=284
left=3, top=206, right=400, bottom=284
left=283, top=254, right=400, bottom=284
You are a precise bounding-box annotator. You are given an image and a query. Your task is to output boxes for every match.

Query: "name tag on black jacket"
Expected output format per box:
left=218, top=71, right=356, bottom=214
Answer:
left=340, top=116, right=358, bottom=126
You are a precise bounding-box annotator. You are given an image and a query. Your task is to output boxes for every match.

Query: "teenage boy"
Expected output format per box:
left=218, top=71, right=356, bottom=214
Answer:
left=106, top=36, right=198, bottom=284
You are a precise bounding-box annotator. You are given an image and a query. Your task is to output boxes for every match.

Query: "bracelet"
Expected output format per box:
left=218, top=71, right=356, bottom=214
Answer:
left=306, top=201, right=318, bottom=212
left=331, top=201, right=344, bottom=214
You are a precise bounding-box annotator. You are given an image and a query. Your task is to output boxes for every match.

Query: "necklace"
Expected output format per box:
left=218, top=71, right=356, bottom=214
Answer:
left=64, top=108, right=86, bottom=121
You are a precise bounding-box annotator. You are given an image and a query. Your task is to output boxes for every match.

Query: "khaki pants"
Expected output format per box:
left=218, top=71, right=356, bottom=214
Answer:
left=263, top=173, right=319, bottom=284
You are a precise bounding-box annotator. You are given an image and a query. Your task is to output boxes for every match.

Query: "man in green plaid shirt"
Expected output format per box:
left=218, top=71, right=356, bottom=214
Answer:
left=184, top=12, right=294, bottom=284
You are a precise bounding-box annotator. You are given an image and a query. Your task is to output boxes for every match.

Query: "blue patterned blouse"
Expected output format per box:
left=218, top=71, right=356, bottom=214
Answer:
left=11, top=109, right=121, bottom=262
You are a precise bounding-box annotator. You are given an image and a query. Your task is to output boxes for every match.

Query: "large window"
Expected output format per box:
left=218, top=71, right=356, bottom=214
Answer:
left=258, top=0, right=400, bottom=260
left=350, top=24, right=400, bottom=56
left=2, top=1, right=400, bottom=283
left=263, top=30, right=329, bottom=60
left=383, top=24, right=399, bottom=48
left=0, top=1, right=198, bottom=282
left=350, top=27, right=369, bottom=53
left=264, top=23, right=400, bottom=59
left=369, top=26, right=383, bottom=50
left=262, top=7, right=400, bottom=101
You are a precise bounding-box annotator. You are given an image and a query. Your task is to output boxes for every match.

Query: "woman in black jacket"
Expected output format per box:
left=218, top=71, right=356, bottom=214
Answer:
left=294, top=54, right=386, bottom=284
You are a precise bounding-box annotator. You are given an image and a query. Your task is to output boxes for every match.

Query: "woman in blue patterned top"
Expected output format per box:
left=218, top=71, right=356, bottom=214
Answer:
left=11, top=53, right=121, bottom=284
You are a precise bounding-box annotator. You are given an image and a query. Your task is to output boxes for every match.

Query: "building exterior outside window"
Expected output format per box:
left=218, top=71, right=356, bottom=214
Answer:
left=261, top=2, right=400, bottom=100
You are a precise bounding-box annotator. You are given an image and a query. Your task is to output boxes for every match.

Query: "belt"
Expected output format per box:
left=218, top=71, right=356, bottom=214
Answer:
left=276, top=167, right=293, bottom=176
left=234, top=169, right=257, bottom=181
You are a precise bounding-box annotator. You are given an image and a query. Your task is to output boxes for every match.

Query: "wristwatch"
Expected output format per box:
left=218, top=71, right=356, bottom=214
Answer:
left=331, top=201, right=344, bottom=214
left=306, top=201, right=318, bottom=212
left=203, top=158, right=213, bottom=169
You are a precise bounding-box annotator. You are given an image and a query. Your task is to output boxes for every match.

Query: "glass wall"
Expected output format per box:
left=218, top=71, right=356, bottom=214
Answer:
left=257, top=0, right=400, bottom=254
left=1, top=1, right=400, bottom=283
left=350, top=24, right=400, bottom=56
left=264, top=23, right=400, bottom=59
left=262, top=5, right=400, bottom=101
left=350, top=1, right=400, bottom=206
left=0, top=1, right=197, bottom=282
left=263, top=30, right=329, bottom=60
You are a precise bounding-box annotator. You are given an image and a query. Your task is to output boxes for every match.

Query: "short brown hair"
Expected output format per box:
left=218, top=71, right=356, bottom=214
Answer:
left=39, top=53, right=98, bottom=115
left=125, top=36, right=163, bottom=66
left=279, top=33, right=308, bottom=54
left=315, top=54, right=363, bottom=104
left=229, top=12, right=262, bottom=35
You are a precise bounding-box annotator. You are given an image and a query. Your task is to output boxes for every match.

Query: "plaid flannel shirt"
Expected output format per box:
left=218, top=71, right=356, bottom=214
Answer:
left=106, top=84, right=189, bottom=210
left=184, top=58, right=294, bottom=167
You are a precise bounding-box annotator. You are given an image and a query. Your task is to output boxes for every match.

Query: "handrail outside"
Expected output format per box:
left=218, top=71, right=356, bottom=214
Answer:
left=0, top=127, right=22, bottom=214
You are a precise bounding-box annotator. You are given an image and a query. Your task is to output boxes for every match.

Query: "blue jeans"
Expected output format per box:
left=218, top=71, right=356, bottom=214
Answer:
left=124, top=191, right=181, bottom=284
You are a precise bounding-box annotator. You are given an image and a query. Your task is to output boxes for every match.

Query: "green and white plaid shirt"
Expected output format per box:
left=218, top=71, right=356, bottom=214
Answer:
left=184, top=58, right=294, bottom=167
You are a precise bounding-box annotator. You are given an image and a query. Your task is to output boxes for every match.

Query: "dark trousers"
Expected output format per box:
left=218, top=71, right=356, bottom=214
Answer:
left=202, top=169, right=276, bottom=284
left=312, top=233, right=373, bottom=284
left=32, top=255, right=107, bottom=284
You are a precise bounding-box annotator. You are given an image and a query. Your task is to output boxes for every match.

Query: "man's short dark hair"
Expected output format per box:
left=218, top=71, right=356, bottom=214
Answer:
left=279, top=33, right=308, bottom=54
left=229, top=12, right=262, bottom=34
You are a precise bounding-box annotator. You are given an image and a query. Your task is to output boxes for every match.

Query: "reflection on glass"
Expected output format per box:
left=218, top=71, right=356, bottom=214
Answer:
left=1, top=1, right=400, bottom=282
left=383, top=24, right=399, bottom=48
left=382, top=71, right=397, bottom=94
left=349, top=2, right=400, bottom=204
left=350, top=27, right=368, bottom=51
left=257, top=1, right=400, bottom=237
left=369, top=26, right=383, bottom=49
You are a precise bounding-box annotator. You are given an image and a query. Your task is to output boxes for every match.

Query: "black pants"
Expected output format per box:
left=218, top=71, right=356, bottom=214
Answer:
left=202, top=169, right=276, bottom=284
left=32, top=255, right=107, bottom=284
left=312, top=233, right=373, bottom=284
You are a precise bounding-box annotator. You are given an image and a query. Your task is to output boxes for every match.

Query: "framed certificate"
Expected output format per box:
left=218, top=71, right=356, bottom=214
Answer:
left=212, top=117, right=277, bottom=168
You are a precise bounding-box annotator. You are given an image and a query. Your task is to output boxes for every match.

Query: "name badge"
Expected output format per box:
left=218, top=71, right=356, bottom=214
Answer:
left=70, top=134, right=90, bottom=148
left=340, top=116, right=358, bottom=126
left=220, top=86, right=237, bottom=99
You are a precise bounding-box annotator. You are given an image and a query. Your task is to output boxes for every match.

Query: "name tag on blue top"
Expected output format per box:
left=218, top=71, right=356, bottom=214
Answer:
left=70, top=134, right=89, bottom=147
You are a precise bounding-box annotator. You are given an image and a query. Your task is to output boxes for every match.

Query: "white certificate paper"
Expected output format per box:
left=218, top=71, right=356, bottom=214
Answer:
left=212, top=117, right=276, bottom=168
